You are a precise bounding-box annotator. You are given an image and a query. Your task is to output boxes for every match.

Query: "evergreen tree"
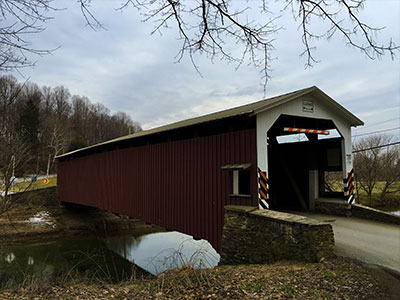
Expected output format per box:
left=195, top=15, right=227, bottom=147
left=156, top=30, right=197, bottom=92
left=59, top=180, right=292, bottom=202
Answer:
left=17, top=98, right=40, bottom=169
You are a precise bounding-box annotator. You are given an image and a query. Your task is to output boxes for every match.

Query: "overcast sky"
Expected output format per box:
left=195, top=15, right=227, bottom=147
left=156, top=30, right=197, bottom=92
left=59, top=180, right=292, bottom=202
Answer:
left=12, top=0, right=400, bottom=141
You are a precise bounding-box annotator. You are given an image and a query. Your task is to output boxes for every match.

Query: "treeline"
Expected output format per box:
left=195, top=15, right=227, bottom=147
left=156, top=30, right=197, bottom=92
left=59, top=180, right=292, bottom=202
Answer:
left=0, top=75, right=141, bottom=176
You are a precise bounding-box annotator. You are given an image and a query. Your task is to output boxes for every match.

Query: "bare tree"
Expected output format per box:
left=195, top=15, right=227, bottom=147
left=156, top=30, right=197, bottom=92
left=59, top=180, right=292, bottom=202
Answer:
left=377, top=143, right=400, bottom=204
left=71, top=95, right=91, bottom=135
left=353, top=136, right=381, bottom=204
left=88, top=102, right=110, bottom=144
left=48, top=125, right=66, bottom=167
left=41, top=86, right=56, bottom=114
left=0, top=76, right=31, bottom=215
left=52, top=86, right=71, bottom=121
left=0, top=76, right=21, bottom=137
left=110, top=111, right=141, bottom=137
left=0, top=134, right=31, bottom=215
left=0, top=0, right=55, bottom=71
left=38, top=86, right=70, bottom=172
left=112, top=0, right=399, bottom=88
left=353, top=135, right=400, bottom=207
left=0, top=75, right=143, bottom=215
left=0, top=1, right=398, bottom=86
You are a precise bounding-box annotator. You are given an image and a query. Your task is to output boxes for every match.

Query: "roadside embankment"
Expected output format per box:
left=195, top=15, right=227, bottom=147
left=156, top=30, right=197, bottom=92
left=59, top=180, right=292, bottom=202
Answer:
left=0, top=187, right=162, bottom=244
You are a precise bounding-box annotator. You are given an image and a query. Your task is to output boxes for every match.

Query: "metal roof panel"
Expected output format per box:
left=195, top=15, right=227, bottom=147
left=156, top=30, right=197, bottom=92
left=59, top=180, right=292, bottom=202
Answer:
left=56, top=86, right=363, bottom=159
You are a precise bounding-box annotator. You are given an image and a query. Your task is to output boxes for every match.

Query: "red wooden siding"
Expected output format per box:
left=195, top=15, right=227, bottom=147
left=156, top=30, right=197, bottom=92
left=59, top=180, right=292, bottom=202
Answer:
left=58, top=127, right=257, bottom=251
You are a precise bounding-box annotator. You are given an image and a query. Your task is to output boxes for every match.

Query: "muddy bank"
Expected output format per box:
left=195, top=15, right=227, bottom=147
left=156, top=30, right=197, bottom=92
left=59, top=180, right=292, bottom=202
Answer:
left=0, top=188, right=162, bottom=244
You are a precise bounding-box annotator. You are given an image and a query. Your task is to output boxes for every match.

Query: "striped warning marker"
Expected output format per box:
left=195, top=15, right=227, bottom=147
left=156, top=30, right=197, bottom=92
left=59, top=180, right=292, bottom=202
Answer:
left=258, top=168, right=269, bottom=209
left=283, top=127, right=330, bottom=135
left=344, top=169, right=355, bottom=204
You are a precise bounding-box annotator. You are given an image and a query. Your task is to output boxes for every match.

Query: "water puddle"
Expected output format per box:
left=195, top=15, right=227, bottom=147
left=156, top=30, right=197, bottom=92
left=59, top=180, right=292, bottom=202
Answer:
left=0, top=231, right=220, bottom=289
left=26, top=211, right=55, bottom=227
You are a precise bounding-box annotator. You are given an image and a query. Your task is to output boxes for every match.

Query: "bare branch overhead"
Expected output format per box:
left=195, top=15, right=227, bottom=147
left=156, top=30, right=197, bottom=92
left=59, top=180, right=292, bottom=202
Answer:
left=0, top=0, right=398, bottom=87
left=115, top=0, right=399, bottom=89
left=0, top=0, right=58, bottom=71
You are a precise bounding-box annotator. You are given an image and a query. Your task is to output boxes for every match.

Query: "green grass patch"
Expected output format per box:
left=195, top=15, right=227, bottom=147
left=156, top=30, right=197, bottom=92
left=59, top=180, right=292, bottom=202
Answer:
left=323, top=270, right=337, bottom=279
left=1, top=177, right=57, bottom=193
left=355, top=182, right=400, bottom=210
left=313, top=289, right=329, bottom=298
left=239, top=279, right=264, bottom=293
left=327, top=179, right=400, bottom=210
left=281, top=285, right=297, bottom=298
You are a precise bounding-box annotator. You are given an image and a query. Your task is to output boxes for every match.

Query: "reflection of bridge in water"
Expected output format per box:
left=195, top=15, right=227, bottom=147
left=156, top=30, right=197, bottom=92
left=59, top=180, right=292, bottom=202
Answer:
left=0, top=230, right=219, bottom=288
left=106, top=231, right=220, bottom=275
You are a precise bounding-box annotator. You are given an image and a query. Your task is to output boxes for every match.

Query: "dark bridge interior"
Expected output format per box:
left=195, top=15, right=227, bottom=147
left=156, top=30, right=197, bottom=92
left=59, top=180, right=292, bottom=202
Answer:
left=267, top=115, right=343, bottom=210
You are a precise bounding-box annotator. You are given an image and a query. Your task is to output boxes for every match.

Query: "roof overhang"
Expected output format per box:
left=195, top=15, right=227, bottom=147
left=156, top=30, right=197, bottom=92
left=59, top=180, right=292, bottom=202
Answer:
left=252, top=86, right=364, bottom=127
left=56, top=86, right=363, bottom=160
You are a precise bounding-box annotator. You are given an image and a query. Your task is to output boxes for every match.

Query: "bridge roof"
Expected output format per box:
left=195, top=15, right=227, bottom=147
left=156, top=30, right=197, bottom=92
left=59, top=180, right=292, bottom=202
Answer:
left=56, top=86, right=363, bottom=160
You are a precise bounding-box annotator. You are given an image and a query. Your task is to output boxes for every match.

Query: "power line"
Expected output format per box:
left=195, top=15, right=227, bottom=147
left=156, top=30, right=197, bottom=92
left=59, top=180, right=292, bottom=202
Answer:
left=353, top=117, right=399, bottom=131
left=352, top=126, right=400, bottom=138
left=352, top=141, right=400, bottom=153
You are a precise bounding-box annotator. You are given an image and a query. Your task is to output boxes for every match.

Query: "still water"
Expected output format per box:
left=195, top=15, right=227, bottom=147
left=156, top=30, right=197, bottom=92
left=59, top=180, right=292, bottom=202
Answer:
left=0, top=231, right=220, bottom=289
left=107, top=232, right=219, bottom=275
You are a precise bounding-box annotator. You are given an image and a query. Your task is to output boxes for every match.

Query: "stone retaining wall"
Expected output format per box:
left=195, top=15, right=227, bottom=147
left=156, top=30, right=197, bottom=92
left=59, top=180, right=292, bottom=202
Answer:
left=351, top=204, right=400, bottom=225
left=315, top=200, right=351, bottom=217
left=314, top=200, right=400, bottom=225
left=220, top=205, right=334, bottom=265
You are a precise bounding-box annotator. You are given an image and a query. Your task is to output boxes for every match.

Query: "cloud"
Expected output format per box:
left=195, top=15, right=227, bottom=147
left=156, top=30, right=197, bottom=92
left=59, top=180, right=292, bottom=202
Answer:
left=11, top=0, right=400, bottom=137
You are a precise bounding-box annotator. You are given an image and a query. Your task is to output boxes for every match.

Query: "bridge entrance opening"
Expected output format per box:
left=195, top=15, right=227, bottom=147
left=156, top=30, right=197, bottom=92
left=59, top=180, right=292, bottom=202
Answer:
left=267, top=115, right=344, bottom=210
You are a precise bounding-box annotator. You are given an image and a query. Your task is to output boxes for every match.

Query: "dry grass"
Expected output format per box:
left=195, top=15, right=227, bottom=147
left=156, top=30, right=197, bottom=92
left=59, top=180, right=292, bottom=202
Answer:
left=1, top=257, right=399, bottom=300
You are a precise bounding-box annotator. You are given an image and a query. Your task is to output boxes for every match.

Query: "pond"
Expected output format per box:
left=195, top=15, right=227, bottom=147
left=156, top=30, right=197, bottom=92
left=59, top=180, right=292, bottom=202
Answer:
left=0, top=231, right=220, bottom=290
left=106, top=232, right=219, bottom=275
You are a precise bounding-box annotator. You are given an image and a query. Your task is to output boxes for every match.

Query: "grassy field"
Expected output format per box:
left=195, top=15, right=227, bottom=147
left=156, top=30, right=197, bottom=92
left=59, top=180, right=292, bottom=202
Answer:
left=353, top=181, right=400, bottom=210
left=1, top=177, right=57, bottom=193
left=326, top=179, right=400, bottom=210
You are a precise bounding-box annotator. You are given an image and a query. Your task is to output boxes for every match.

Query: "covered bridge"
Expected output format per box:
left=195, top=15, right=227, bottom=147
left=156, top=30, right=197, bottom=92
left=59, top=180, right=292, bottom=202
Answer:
left=56, top=86, right=363, bottom=251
